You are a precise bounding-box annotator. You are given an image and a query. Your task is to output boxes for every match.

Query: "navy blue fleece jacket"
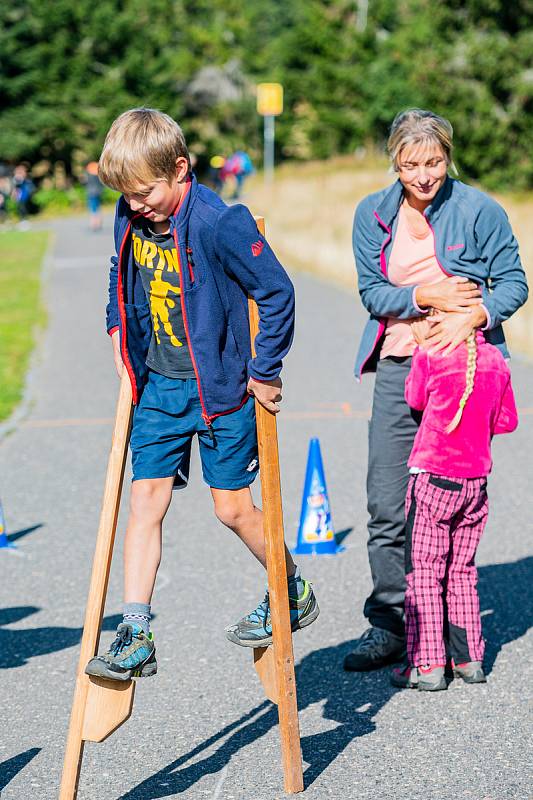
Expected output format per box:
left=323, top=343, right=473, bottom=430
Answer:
left=106, top=175, right=295, bottom=420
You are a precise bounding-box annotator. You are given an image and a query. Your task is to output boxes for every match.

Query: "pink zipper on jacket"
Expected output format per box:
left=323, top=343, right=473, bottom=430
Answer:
left=373, top=211, right=392, bottom=276
left=357, top=211, right=392, bottom=377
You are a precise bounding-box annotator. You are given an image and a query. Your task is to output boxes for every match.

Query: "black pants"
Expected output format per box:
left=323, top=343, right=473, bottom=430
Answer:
left=364, top=357, right=421, bottom=638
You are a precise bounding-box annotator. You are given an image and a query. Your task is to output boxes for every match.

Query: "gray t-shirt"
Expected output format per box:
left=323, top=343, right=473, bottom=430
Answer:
left=132, top=218, right=195, bottom=379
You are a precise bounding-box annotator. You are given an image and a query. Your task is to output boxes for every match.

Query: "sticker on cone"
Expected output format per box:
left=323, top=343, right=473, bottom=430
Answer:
left=292, top=438, right=344, bottom=555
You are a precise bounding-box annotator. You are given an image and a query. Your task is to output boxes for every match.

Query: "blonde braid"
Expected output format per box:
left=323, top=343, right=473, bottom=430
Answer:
left=446, top=332, right=477, bottom=433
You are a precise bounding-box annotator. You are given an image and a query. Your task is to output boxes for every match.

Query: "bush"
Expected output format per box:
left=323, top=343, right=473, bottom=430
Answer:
left=31, top=184, right=119, bottom=215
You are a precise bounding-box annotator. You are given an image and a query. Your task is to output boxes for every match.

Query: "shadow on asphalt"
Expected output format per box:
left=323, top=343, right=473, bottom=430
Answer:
left=0, top=747, right=41, bottom=791
left=117, top=638, right=386, bottom=799
left=335, top=527, right=353, bottom=547
left=478, top=556, right=533, bottom=674
left=0, top=608, right=123, bottom=669
left=7, top=523, right=43, bottom=544
left=117, top=556, right=532, bottom=797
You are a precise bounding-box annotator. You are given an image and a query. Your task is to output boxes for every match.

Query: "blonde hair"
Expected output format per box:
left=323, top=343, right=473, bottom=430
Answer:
left=446, top=332, right=477, bottom=433
left=388, top=108, right=457, bottom=174
left=98, top=108, right=190, bottom=193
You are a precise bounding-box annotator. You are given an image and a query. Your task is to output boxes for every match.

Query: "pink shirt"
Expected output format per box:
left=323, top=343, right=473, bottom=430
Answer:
left=381, top=205, right=444, bottom=359
left=405, top=333, right=518, bottom=478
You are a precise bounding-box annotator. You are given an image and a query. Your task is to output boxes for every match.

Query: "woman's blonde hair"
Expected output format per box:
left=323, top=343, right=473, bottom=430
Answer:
left=446, top=332, right=477, bottom=433
left=388, top=108, right=457, bottom=174
left=98, top=108, right=190, bottom=193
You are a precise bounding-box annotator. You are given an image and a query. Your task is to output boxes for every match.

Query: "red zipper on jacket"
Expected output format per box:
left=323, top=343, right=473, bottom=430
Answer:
left=117, top=215, right=142, bottom=404
left=208, top=391, right=251, bottom=421
left=167, top=178, right=218, bottom=432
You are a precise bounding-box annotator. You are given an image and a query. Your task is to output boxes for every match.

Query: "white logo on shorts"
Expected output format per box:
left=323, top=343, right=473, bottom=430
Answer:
left=246, top=458, right=258, bottom=472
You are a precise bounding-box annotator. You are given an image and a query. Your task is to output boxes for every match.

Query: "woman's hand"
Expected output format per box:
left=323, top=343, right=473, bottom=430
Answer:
left=411, top=317, right=432, bottom=346
left=424, top=306, right=487, bottom=356
left=415, top=276, right=482, bottom=313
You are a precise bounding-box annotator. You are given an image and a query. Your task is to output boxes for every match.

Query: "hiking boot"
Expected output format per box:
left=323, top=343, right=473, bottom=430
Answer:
left=85, top=622, right=157, bottom=682
left=343, top=627, right=406, bottom=671
left=452, top=660, right=486, bottom=684
left=417, top=665, right=447, bottom=691
left=390, top=664, right=419, bottom=689
left=225, top=580, right=319, bottom=648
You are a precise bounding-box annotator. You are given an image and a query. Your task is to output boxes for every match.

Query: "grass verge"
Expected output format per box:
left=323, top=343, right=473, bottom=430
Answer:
left=0, top=230, right=49, bottom=422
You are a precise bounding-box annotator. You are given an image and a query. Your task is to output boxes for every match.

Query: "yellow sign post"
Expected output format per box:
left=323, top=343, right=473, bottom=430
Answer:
left=256, top=83, right=283, bottom=182
left=257, top=83, right=284, bottom=117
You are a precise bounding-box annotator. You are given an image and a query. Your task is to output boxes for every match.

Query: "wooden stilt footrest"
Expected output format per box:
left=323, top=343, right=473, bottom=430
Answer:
left=82, top=676, right=136, bottom=743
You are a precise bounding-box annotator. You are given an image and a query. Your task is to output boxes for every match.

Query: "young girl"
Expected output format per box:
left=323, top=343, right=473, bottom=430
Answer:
left=391, top=325, right=518, bottom=691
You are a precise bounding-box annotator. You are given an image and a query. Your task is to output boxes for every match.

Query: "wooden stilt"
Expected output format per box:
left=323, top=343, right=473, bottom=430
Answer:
left=249, top=217, right=304, bottom=794
left=60, top=370, right=134, bottom=799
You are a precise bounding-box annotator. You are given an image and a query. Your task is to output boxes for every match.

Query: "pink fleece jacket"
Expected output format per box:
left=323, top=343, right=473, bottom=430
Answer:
left=406, top=332, right=518, bottom=478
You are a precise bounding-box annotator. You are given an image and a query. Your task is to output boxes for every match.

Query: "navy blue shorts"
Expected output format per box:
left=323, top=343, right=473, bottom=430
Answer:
left=130, top=372, right=259, bottom=490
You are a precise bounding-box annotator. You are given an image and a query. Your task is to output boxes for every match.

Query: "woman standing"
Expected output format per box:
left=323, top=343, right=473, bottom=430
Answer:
left=344, top=109, right=528, bottom=672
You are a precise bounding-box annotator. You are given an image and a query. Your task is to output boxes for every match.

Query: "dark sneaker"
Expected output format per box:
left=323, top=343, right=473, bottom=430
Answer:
left=85, top=622, right=157, bottom=682
left=417, top=665, right=447, bottom=691
left=343, top=627, right=406, bottom=671
left=453, top=660, right=486, bottom=684
left=390, top=664, right=419, bottom=689
left=225, top=580, right=319, bottom=648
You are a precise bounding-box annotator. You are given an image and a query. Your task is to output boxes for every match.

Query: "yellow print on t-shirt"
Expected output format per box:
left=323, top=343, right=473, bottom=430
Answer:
left=132, top=232, right=183, bottom=348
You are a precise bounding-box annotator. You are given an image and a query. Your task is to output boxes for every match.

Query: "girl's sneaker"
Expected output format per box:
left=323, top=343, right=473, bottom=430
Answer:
left=390, top=664, right=419, bottom=689
left=85, top=622, right=157, bottom=681
left=452, top=660, right=486, bottom=684
left=225, top=580, right=319, bottom=647
left=417, top=664, right=447, bottom=691
left=391, top=664, right=447, bottom=691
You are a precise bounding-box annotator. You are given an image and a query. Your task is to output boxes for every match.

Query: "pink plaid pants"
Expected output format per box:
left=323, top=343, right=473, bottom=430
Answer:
left=405, top=472, right=488, bottom=667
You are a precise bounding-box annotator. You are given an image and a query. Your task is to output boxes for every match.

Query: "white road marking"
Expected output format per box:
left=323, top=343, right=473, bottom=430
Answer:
left=213, top=763, right=229, bottom=799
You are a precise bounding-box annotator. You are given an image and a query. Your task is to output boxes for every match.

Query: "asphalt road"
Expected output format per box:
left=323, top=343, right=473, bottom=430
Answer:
left=0, top=212, right=531, bottom=800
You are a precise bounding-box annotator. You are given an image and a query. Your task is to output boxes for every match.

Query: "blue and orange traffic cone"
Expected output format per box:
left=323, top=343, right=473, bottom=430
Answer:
left=0, top=497, right=15, bottom=550
left=292, top=438, right=344, bottom=556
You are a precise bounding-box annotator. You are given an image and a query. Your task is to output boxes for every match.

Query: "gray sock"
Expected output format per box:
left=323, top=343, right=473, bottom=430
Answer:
left=287, top=566, right=305, bottom=599
left=123, top=602, right=151, bottom=635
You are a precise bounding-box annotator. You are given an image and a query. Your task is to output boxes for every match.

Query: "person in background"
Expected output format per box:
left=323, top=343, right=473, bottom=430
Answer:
left=86, top=161, right=103, bottom=232
left=11, top=164, right=35, bottom=229
left=209, top=155, right=226, bottom=194
left=223, top=151, right=254, bottom=200
left=0, top=174, right=10, bottom=225
left=344, top=108, right=528, bottom=673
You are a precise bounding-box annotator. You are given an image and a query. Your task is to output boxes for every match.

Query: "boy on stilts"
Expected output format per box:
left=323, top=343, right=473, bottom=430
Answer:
left=85, top=108, right=319, bottom=681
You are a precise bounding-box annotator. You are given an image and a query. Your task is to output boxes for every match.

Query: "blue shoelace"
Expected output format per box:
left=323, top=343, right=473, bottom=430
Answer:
left=247, top=593, right=270, bottom=626
left=109, top=625, right=133, bottom=657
